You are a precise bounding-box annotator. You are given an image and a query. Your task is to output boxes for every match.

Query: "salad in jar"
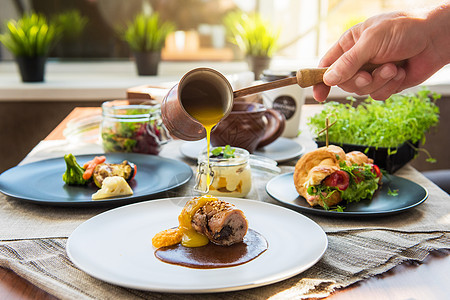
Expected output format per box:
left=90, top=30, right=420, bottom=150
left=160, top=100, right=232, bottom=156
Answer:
left=101, top=100, right=171, bottom=155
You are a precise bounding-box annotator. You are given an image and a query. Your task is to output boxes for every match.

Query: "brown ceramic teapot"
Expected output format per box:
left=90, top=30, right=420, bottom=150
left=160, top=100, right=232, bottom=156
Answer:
left=210, top=102, right=285, bottom=153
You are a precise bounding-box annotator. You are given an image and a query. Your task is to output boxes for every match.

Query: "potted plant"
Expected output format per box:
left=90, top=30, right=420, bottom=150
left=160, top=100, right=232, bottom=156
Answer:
left=224, top=11, right=279, bottom=80
left=119, top=12, right=175, bottom=76
left=308, top=88, right=440, bottom=173
left=0, top=13, right=57, bottom=82
left=53, top=9, right=88, bottom=58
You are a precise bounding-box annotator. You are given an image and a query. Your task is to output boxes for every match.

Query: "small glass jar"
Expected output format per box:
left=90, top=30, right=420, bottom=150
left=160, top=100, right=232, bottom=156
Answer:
left=194, top=147, right=252, bottom=198
left=101, top=100, right=171, bottom=155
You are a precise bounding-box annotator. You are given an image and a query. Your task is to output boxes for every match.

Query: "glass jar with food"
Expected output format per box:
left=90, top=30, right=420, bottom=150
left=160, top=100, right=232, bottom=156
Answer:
left=194, top=146, right=252, bottom=198
left=101, top=100, right=171, bottom=155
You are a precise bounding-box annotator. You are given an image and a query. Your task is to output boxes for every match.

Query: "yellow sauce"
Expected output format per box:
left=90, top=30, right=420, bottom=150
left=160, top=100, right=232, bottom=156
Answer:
left=187, top=106, right=224, bottom=188
left=178, top=195, right=217, bottom=247
left=152, top=195, right=218, bottom=248
left=152, top=80, right=227, bottom=249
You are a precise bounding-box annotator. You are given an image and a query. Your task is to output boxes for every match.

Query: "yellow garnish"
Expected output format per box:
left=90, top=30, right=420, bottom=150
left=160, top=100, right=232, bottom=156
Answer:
left=152, top=228, right=182, bottom=248
left=152, top=195, right=218, bottom=248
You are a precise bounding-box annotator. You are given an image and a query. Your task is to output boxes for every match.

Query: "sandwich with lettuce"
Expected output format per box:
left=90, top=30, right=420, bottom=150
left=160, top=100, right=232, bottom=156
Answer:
left=293, top=145, right=382, bottom=210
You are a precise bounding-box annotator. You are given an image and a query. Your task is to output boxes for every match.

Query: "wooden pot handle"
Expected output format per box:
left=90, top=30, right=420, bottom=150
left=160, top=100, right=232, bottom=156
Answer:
left=233, top=61, right=405, bottom=99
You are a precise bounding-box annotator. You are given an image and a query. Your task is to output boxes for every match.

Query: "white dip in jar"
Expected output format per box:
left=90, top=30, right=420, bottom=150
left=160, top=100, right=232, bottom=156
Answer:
left=195, top=147, right=252, bottom=197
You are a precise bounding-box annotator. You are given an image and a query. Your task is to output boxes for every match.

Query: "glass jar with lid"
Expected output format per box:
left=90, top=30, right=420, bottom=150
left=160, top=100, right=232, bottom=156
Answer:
left=194, top=146, right=252, bottom=198
left=101, top=99, right=171, bottom=155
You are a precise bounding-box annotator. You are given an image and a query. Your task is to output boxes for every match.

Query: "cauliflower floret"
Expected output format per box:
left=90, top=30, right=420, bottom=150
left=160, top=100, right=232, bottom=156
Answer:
left=92, top=176, right=133, bottom=200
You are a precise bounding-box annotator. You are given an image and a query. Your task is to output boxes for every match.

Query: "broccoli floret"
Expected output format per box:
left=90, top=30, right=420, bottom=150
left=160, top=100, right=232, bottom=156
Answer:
left=62, top=154, right=88, bottom=185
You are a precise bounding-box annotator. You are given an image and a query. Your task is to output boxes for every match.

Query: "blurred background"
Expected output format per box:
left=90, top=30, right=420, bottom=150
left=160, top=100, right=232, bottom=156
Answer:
left=1, top=0, right=443, bottom=62
left=0, top=0, right=448, bottom=176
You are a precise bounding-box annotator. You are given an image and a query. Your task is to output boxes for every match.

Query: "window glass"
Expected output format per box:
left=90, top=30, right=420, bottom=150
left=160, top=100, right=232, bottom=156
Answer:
left=0, top=0, right=443, bottom=61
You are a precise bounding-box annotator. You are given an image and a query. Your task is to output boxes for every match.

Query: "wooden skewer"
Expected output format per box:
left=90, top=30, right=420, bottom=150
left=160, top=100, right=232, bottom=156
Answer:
left=232, top=62, right=405, bottom=99
left=318, top=120, right=337, bottom=135
left=317, top=114, right=336, bottom=148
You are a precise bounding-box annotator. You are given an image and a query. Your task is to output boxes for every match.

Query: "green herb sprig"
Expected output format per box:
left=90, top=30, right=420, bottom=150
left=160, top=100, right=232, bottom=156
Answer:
left=211, top=145, right=235, bottom=159
left=308, top=88, right=440, bottom=149
left=387, top=188, right=399, bottom=196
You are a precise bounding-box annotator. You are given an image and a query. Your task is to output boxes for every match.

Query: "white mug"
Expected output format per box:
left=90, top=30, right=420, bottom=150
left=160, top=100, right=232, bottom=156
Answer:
left=261, top=71, right=305, bottom=138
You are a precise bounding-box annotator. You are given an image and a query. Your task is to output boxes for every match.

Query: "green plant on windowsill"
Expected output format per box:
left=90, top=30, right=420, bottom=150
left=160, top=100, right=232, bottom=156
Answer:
left=118, top=12, right=175, bottom=76
left=0, top=12, right=57, bottom=82
left=53, top=10, right=88, bottom=41
left=52, top=10, right=88, bottom=58
left=0, top=12, right=57, bottom=57
left=223, top=11, right=280, bottom=79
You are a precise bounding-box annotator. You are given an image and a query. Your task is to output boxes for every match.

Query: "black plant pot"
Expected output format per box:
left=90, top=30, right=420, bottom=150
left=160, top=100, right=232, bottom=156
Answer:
left=15, top=56, right=47, bottom=82
left=133, top=51, right=161, bottom=76
left=316, top=140, right=419, bottom=174
left=246, top=55, right=271, bottom=80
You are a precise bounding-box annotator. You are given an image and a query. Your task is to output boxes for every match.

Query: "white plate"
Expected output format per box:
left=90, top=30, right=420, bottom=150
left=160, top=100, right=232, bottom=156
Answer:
left=67, top=197, right=327, bottom=293
left=180, top=137, right=304, bottom=163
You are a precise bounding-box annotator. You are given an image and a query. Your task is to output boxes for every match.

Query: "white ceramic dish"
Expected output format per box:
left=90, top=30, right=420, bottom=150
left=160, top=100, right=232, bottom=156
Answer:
left=67, top=197, right=327, bottom=293
left=180, top=137, right=304, bottom=163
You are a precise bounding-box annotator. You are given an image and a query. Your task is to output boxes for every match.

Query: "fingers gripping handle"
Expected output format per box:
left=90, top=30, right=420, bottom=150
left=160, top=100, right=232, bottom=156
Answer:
left=295, top=62, right=405, bottom=88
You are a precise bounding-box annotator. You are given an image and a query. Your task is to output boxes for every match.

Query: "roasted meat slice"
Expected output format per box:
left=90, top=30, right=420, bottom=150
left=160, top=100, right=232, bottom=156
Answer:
left=92, top=160, right=135, bottom=188
left=191, top=200, right=248, bottom=246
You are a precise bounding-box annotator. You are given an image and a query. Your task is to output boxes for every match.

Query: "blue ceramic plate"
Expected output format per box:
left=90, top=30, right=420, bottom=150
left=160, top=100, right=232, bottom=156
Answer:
left=0, top=153, right=193, bottom=206
left=266, top=172, right=428, bottom=217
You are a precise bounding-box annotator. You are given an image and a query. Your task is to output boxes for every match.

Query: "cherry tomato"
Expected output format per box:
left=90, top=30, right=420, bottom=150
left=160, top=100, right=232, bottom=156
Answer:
left=372, top=164, right=382, bottom=178
left=323, top=170, right=350, bottom=191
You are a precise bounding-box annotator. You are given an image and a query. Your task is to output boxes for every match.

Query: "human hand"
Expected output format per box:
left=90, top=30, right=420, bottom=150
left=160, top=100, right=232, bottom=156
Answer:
left=313, top=4, right=450, bottom=101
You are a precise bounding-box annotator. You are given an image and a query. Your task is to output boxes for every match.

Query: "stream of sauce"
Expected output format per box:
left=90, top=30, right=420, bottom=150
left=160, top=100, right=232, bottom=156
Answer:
left=181, top=79, right=225, bottom=187
left=155, top=229, right=268, bottom=269
left=179, top=80, right=226, bottom=246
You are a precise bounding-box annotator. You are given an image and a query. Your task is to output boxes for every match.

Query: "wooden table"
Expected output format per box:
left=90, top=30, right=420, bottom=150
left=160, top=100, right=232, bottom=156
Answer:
left=1, top=107, right=449, bottom=300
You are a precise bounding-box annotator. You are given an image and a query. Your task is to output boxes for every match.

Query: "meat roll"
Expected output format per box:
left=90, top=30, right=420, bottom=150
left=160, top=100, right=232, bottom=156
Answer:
left=191, top=199, right=248, bottom=246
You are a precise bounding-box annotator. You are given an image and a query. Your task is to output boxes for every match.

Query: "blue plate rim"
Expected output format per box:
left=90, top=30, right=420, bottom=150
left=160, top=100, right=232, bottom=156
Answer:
left=266, top=172, right=428, bottom=217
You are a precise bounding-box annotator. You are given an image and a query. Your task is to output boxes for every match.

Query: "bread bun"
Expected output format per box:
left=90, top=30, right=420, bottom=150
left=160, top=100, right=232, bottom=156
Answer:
left=293, top=145, right=373, bottom=208
left=294, top=145, right=346, bottom=207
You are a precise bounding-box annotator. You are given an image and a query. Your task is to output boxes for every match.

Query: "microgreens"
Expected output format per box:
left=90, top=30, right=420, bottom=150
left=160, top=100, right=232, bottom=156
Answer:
left=308, top=87, right=440, bottom=149
left=387, top=188, right=399, bottom=197
left=329, top=205, right=346, bottom=212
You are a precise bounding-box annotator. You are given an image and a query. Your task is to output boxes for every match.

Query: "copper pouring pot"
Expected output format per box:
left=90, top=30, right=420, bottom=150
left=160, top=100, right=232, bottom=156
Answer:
left=161, top=67, right=234, bottom=141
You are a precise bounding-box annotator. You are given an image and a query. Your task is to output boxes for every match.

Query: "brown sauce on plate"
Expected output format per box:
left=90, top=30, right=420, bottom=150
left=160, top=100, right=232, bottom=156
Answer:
left=154, top=229, right=268, bottom=269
